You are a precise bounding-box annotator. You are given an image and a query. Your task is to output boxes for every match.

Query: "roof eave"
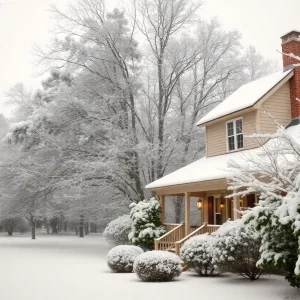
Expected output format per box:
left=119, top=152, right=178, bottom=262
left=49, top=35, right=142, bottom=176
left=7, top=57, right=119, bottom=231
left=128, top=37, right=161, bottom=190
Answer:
left=196, top=69, right=294, bottom=127
left=196, top=106, right=256, bottom=127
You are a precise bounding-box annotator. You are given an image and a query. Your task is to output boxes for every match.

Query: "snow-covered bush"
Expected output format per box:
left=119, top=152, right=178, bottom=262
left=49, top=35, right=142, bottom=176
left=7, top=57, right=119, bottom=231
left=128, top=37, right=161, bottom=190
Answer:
left=129, top=198, right=166, bottom=250
left=133, top=251, right=182, bottom=281
left=228, top=125, right=300, bottom=287
left=107, top=245, right=144, bottom=273
left=212, top=220, right=262, bottom=280
left=103, top=215, right=132, bottom=246
left=0, top=217, right=30, bottom=235
left=180, top=234, right=218, bottom=276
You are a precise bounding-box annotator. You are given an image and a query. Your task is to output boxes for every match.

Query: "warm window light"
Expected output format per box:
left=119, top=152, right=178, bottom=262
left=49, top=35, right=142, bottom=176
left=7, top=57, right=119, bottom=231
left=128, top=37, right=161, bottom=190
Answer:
left=197, top=199, right=202, bottom=210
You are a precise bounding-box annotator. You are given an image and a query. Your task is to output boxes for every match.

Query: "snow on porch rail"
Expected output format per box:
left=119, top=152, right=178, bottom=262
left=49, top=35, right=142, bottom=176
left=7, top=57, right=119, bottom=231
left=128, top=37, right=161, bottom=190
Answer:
left=174, top=223, right=221, bottom=255
left=174, top=223, right=207, bottom=255
left=154, top=223, right=185, bottom=251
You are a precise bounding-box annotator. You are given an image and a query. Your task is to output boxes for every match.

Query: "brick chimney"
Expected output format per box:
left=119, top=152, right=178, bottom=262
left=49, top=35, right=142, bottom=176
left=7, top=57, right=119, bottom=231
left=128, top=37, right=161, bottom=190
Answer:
left=281, top=30, right=300, bottom=120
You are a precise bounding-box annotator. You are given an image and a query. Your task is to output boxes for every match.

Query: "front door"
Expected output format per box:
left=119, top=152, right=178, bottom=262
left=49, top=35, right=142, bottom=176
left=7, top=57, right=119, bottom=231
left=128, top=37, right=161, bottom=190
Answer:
left=208, top=196, right=214, bottom=224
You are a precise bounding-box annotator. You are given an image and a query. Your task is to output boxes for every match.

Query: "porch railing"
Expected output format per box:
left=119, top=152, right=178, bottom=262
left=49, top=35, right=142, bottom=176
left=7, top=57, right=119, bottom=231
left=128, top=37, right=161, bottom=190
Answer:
left=154, top=223, right=185, bottom=251
left=206, top=224, right=221, bottom=234
left=164, top=223, right=182, bottom=232
left=174, top=222, right=208, bottom=255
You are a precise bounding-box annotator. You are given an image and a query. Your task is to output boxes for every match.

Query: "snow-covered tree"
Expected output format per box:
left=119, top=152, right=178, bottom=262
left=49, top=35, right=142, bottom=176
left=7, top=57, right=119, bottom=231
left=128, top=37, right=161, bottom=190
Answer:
left=129, top=198, right=166, bottom=249
left=228, top=124, right=300, bottom=286
left=0, top=0, right=278, bottom=235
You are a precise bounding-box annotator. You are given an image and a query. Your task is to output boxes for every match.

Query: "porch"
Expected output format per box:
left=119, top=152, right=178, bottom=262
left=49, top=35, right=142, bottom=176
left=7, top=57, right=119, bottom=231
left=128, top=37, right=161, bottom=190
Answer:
left=153, top=179, right=258, bottom=255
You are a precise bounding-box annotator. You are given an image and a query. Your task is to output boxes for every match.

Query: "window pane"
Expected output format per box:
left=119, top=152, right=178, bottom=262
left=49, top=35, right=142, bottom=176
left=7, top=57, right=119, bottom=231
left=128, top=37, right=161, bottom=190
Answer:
left=237, top=134, right=243, bottom=149
left=228, top=136, right=235, bottom=151
left=236, top=119, right=243, bottom=134
left=227, top=122, right=234, bottom=136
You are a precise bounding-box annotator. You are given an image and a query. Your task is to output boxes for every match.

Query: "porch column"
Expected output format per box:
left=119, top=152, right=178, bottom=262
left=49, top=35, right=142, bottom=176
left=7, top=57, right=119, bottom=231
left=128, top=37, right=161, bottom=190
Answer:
left=159, top=195, right=165, bottom=223
left=185, top=192, right=190, bottom=236
left=233, top=190, right=240, bottom=220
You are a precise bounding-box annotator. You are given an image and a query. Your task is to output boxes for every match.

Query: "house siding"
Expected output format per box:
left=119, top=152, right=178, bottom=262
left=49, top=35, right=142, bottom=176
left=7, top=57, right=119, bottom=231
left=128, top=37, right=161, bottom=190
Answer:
left=205, top=81, right=292, bottom=157
left=259, top=81, right=291, bottom=133
left=206, top=111, right=258, bottom=157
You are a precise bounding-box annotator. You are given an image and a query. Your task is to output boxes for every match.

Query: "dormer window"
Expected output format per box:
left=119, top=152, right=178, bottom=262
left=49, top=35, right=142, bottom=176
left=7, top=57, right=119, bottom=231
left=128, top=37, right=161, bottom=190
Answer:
left=227, top=118, right=243, bottom=151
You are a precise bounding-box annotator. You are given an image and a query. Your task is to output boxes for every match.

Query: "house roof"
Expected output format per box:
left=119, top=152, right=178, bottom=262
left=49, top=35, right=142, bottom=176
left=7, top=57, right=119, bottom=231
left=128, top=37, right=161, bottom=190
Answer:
left=196, top=68, right=294, bottom=126
left=145, top=124, right=300, bottom=190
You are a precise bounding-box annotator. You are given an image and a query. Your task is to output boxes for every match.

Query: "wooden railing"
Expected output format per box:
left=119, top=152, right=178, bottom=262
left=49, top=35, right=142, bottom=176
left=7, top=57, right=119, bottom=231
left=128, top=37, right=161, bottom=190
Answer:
left=164, top=223, right=182, bottom=232
left=206, top=224, right=221, bottom=234
left=174, top=223, right=208, bottom=255
left=154, top=223, right=185, bottom=251
left=155, top=223, right=221, bottom=255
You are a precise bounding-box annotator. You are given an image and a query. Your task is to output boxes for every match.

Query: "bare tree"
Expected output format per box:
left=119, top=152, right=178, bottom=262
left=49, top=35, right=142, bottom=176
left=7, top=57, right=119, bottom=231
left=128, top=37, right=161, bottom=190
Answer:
left=135, top=0, right=202, bottom=179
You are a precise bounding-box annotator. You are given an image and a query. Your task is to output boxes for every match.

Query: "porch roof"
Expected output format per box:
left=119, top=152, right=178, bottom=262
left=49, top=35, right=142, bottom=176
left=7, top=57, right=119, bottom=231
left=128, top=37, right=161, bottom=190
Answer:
left=146, top=150, right=246, bottom=190
left=146, top=124, right=300, bottom=190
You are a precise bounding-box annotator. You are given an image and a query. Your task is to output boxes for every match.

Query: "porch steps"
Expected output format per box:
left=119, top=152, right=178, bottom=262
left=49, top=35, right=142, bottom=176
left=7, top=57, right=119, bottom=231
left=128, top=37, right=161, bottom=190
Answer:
left=167, top=247, right=176, bottom=253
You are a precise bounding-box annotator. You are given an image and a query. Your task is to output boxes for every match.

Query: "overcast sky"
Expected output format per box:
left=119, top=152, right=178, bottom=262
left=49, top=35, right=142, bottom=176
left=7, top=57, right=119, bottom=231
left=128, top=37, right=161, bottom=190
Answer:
left=0, top=0, right=300, bottom=117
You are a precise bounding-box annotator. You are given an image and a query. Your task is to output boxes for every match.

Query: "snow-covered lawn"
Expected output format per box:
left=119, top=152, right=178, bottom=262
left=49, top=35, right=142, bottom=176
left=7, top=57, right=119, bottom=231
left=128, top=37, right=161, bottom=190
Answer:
left=0, top=233, right=299, bottom=300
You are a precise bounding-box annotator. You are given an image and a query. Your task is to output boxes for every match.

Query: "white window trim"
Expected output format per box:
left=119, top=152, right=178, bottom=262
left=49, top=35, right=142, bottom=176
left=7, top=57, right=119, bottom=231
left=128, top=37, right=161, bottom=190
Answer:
left=226, top=117, right=244, bottom=152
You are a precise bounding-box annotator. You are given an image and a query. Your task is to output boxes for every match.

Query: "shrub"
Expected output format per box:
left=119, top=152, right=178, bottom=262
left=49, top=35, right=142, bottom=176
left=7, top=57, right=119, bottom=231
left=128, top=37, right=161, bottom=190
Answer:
left=0, top=217, right=29, bottom=235
left=133, top=251, right=182, bottom=282
left=129, top=198, right=166, bottom=250
left=212, top=220, right=262, bottom=280
left=107, top=245, right=143, bottom=273
left=180, top=234, right=218, bottom=276
left=103, top=215, right=132, bottom=246
left=15, top=217, right=30, bottom=233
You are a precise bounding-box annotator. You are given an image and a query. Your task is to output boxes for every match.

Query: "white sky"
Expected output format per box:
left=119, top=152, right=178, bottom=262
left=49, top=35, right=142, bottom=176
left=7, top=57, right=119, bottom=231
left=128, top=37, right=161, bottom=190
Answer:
left=0, top=0, right=300, bottom=117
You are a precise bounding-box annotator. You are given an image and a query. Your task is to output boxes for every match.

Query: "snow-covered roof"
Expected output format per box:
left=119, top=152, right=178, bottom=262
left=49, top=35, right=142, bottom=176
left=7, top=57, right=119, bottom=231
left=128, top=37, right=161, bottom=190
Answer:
left=196, top=69, right=294, bottom=126
left=145, top=124, right=300, bottom=190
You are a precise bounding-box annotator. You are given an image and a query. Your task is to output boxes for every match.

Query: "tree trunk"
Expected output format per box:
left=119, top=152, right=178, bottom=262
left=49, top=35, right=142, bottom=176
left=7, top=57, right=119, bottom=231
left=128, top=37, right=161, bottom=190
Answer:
left=6, top=218, right=14, bottom=236
left=94, top=224, right=97, bottom=233
left=157, top=55, right=165, bottom=180
left=51, top=218, right=58, bottom=233
left=31, top=216, right=36, bottom=240
left=85, top=222, right=89, bottom=235
left=64, top=221, right=68, bottom=232
left=79, top=216, right=84, bottom=238
left=75, top=224, right=78, bottom=236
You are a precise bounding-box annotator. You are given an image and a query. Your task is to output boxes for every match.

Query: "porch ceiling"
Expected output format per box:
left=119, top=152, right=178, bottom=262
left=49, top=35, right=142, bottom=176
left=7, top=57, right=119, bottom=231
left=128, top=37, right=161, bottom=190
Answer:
left=154, top=178, right=229, bottom=196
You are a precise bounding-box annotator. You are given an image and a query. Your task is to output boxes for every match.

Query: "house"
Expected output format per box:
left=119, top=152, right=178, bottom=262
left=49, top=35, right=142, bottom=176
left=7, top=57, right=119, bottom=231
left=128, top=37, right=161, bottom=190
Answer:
left=146, top=30, right=300, bottom=254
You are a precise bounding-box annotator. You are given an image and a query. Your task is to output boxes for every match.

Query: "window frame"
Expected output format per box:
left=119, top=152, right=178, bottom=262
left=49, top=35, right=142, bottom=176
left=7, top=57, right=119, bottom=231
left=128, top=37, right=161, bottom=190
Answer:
left=226, top=117, right=244, bottom=152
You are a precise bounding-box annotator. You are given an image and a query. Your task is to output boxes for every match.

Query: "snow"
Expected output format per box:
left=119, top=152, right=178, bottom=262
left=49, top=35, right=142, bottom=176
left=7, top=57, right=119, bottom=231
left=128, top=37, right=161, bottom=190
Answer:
left=0, top=233, right=298, bottom=300
left=146, top=124, right=300, bottom=189
left=196, top=69, right=293, bottom=126
left=134, top=250, right=182, bottom=281
left=129, top=198, right=166, bottom=244
left=103, top=214, right=132, bottom=245
left=180, top=234, right=216, bottom=275
left=107, top=245, right=143, bottom=272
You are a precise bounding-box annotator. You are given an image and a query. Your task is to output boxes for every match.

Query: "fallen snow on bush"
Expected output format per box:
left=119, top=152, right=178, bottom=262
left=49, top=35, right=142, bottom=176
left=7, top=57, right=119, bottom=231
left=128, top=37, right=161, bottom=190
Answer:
left=133, top=250, right=182, bottom=282
left=107, top=245, right=144, bottom=273
left=180, top=234, right=217, bottom=276
left=103, top=215, right=132, bottom=245
left=212, top=220, right=262, bottom=280
left=129, top=198, right=166, bottom=249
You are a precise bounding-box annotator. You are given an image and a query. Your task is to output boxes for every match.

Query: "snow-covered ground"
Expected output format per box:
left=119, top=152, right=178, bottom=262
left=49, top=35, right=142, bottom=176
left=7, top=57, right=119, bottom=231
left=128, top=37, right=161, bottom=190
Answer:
left=0, top=233, right=299, bottom=300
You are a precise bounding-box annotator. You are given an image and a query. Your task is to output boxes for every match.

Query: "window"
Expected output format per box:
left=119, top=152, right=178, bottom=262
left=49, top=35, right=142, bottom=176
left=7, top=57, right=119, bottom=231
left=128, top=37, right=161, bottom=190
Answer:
left=227, top=118, right=243, bottom=151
